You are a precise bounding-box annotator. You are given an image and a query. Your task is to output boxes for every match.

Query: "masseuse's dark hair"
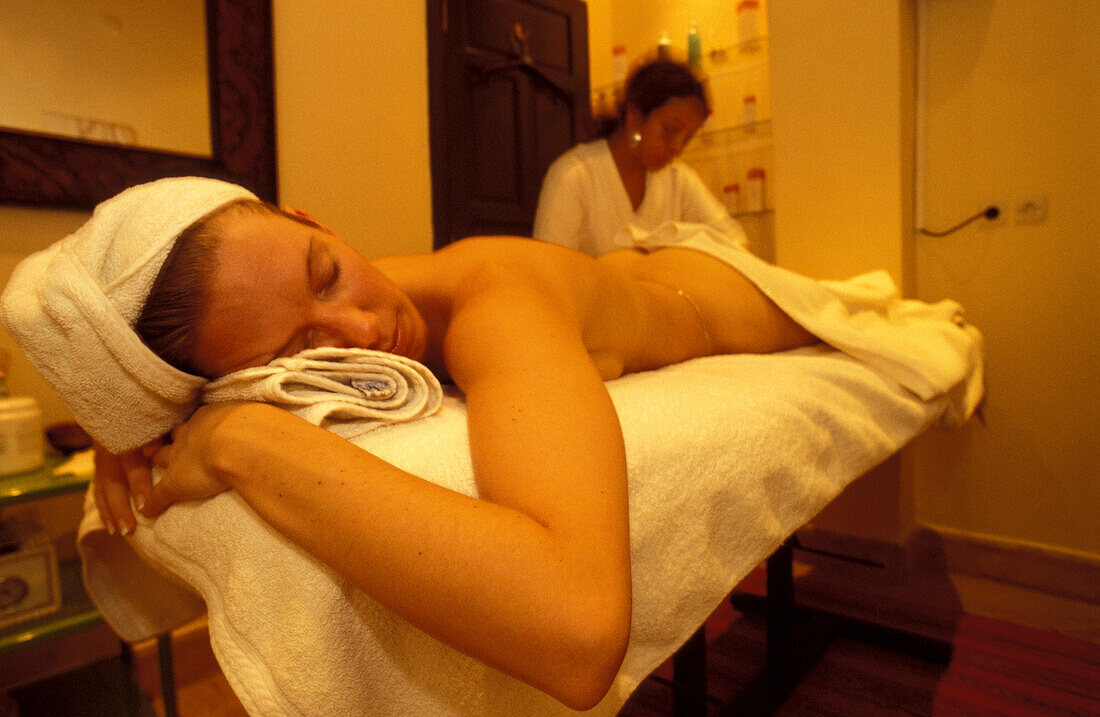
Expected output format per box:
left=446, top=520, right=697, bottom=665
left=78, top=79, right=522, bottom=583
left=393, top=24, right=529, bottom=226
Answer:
left=592, top=59, right=710, bottom=139
left=136, top=199, right=281, bottom=378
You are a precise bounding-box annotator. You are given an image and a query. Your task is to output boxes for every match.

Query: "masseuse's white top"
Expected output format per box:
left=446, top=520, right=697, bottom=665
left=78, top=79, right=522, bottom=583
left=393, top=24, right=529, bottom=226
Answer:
left=533, top=139, right=748, bottom=256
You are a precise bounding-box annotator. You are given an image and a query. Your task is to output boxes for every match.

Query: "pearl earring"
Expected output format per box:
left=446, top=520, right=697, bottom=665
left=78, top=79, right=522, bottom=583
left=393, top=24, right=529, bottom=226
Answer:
left=629, top=131, right=642, bottom=150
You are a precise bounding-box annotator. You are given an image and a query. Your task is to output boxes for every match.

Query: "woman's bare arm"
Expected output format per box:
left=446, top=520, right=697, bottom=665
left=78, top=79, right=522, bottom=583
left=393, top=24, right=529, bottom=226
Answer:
left=143, top=267, right=632, bottom=709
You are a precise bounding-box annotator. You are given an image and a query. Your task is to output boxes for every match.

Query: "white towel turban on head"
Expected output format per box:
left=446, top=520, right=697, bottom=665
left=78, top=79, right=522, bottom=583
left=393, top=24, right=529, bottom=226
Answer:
left=1, top=176, right=259, bottom=453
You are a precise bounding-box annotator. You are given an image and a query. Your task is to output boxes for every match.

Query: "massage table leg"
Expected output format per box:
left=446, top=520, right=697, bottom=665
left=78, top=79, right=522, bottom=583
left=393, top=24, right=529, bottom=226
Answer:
left=670, top=626, right=708, bottom=715
left=158, top=633, right=179, bottom=717
left=670, top=537, right=863, bottom=716
left=694, top=536, right=953, bottom=715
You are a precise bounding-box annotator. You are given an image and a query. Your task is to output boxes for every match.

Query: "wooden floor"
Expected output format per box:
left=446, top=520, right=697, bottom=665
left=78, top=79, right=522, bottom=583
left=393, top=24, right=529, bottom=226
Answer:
left=14, top=559, right=1093, bottom=716
left=134, top=602, right=1098, bottom=717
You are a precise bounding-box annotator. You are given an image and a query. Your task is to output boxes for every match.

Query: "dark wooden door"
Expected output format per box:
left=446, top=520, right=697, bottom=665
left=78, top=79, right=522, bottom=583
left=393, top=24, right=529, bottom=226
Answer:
left=428, top=0, right=590, bottom=247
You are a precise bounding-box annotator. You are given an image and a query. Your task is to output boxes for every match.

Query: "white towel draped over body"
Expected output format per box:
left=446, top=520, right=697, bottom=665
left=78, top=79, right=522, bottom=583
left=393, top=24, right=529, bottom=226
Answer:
left=75, top=223, right=984, bottom=716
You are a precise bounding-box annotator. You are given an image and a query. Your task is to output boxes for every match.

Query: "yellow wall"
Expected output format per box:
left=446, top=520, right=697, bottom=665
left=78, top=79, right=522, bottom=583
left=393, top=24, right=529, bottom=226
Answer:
left=768, top=0, right=1098, bottom=566
left=271, top=0, right=433, bottom=261
left=765, top=0, right=917, bottom=545
left=768, top=0, right=916, bottom=290
left=912, top=0, right=1099, bottom=557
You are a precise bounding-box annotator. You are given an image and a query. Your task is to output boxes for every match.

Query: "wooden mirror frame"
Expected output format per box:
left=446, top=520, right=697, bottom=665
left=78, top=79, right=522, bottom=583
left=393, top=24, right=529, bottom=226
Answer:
left=0, top=0, right=277, bottom=209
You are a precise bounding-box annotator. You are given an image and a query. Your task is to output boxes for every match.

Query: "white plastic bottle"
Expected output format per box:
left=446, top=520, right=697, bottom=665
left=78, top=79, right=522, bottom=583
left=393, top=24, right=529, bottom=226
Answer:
left=722, top=183, right=741, bottom=215
left=744, top=167, right=766, bottom=212
left=737, top=0, right=761, bottom=51
left=612, top=45, right=627, bottom=84
left=742, top=94, right=757, bottom=126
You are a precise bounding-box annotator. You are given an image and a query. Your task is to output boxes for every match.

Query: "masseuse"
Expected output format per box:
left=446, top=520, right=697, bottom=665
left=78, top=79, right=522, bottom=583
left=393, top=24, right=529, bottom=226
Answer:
left=533, top=59, right=747, bottom=255
left=2, top=178, right=813, bottom=709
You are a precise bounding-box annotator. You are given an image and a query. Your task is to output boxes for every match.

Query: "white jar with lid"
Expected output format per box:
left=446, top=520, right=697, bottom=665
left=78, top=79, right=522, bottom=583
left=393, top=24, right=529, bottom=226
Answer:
left=0, top=396, right=44, bottom=475
left=744, top=167, right=766, bottom=212
left=737, top=1, right=761, bottom=49
left=742, top=95, right=758, bottom=127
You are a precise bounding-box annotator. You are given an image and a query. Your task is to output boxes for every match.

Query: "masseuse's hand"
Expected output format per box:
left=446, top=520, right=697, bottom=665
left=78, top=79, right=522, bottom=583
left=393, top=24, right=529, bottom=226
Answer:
left=140, top=403, right=248, bottom=517
left=93, top=440, right=162, bottom=536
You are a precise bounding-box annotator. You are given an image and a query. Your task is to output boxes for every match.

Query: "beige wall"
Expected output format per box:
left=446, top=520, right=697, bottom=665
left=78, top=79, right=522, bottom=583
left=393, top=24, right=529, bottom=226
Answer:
left=271, top=0, right=433, bottom=261
left=912, top=0, right=1099, bottom=557
left=768, top=0, right=916, bottom=290
left=765, top=0, right=917, bottom=546
left=769, top=0, right=1098, bottom=567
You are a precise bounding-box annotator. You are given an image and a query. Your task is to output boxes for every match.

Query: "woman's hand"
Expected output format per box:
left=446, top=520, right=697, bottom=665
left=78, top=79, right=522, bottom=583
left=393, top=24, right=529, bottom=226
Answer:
left=141, top=402, right=261, bottom=517
left=93, top=439, right=162, bottom=536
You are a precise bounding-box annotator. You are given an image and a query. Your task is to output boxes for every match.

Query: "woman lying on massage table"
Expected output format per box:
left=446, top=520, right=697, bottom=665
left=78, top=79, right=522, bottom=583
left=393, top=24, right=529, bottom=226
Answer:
left=3, top=177, right=814, bottom=710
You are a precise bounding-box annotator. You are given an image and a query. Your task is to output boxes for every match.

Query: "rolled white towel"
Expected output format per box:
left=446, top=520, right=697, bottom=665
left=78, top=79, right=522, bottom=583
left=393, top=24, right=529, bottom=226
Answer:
left=202, top=347, right=444, bottom=439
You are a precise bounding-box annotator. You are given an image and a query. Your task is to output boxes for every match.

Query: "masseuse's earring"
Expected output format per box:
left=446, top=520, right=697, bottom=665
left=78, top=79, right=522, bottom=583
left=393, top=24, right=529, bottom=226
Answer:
left=629, top=131, right=642, bottom=150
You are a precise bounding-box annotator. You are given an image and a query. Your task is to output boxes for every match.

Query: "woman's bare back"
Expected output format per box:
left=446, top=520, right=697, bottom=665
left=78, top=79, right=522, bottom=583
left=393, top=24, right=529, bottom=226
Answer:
left=376, top=237, right=814, bottom=382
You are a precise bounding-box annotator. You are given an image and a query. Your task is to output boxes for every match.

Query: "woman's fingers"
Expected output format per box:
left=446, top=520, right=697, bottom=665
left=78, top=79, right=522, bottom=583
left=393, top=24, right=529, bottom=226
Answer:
left=92, top=439, right=167, bottom=533
left=119, top=443, right=158, bottom=513
left=92, top=444, right=136, bottom=535
left=141, top=443, right=179, bottom=517
left=92, top=444, right=138, bottom=534
left=91, top=472, right=113, bottom=534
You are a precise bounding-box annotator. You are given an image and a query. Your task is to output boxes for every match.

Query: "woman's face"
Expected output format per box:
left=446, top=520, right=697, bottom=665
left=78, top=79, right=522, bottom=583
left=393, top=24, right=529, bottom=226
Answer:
left=190, top=209, right=428, bottom=377
left=630, top=96, right=707, bottom=171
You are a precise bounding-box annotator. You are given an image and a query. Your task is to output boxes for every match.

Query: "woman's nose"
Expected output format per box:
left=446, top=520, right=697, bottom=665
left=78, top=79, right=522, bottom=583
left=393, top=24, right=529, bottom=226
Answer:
left=311, top=307, right=381, bottom=350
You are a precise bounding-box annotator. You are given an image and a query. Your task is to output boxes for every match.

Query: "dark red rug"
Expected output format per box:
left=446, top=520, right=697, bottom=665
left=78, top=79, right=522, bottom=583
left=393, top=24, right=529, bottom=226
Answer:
left=623, top=575, right=1100, bottom=716
left=933, top=614, right=1100, bottom=716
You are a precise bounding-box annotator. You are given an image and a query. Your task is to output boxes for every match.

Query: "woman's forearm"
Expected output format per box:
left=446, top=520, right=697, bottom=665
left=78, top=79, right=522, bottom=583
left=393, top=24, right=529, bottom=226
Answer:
left=207, top=403, right=629, bottom=709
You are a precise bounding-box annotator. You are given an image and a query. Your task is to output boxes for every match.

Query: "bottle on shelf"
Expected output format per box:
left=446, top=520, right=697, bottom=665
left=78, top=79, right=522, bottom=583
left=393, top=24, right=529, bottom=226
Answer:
left=687, top=23, right=702, bottom=71
left=737, top=0, right=762, bottom=52
left=744, top=167, right=766, bottom=212
left=722, top=183, right=741, bottom=215
left=742, top=94, right=757, bottom=128
left=657, top=31, right=672, bottom=60
left=612, top=44, right=627, bottom=85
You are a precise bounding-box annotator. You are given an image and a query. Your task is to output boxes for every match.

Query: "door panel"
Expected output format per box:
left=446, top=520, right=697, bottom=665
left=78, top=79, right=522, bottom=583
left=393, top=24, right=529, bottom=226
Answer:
left=428, top=0, right=589, bottom=247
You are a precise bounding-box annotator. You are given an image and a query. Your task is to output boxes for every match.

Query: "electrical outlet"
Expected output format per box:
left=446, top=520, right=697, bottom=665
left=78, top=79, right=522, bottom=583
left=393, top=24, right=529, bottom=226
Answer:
left=1014, top=195, right=1048, bottom=226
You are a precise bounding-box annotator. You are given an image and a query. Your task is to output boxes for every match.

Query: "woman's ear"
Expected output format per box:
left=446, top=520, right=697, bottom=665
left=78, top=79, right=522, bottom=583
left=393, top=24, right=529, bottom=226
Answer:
left=622, top=104, right=644, bottom=134
left=281, top=205, right=337, bottom=235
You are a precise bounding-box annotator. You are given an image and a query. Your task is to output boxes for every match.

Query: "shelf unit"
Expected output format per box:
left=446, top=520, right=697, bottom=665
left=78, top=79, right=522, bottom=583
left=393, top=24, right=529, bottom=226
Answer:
left=1, top=458, right=178, bottom=715
left=0, top=457, right=99, bottom=657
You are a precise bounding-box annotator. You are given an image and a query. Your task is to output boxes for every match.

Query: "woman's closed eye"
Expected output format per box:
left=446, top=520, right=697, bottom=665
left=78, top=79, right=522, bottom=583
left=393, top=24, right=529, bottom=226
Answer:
left=308, top=236, right=341, bottom=298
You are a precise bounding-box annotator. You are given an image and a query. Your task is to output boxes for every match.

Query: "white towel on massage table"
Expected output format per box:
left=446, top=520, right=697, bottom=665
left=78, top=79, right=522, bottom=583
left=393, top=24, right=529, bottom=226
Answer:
left=77, top=347, right=959, bottom=716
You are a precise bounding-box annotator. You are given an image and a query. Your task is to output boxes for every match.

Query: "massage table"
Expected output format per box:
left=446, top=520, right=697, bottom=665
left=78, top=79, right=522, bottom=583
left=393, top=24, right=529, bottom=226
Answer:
left=74, top=226, right=983, bottom=715
left=75, top=342, right=975, bottom=716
